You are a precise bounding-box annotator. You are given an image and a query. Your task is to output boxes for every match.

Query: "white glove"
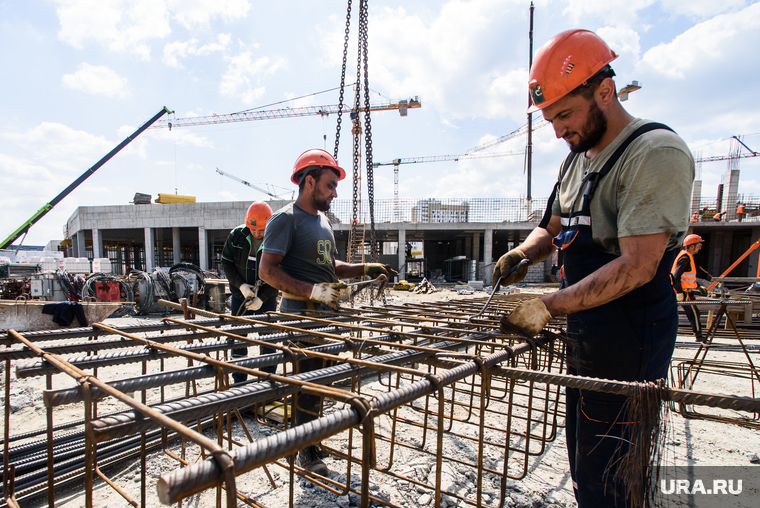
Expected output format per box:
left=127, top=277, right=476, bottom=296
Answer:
left=239, top=283, right=255, bottom=299
left=309, top=282, right=348, bottom=310
left=245, top=297, right=263, bottom=311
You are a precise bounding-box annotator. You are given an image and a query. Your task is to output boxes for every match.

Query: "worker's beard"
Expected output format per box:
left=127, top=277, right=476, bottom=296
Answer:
left=567, top=100, right=607, bottom=154
left=311, top=188, right=332, bottom=212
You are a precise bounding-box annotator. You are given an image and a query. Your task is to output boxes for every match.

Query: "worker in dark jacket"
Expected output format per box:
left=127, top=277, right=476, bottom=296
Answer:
left=221, top=201, right=279, bottom=382
left=671, top=234, right=707, bottom=341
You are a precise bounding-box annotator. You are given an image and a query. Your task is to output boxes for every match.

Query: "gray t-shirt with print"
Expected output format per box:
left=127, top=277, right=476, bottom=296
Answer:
left=551, top=118, right=694, bottom=256
left=262, top=202, right=339, bottom=287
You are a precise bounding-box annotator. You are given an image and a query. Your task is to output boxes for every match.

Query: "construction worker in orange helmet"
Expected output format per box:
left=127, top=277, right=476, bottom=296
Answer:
left=259, top=149, right=396, bottom=476
left=672, top=234, right=706, bottom=341
left=496, top=29, right=695, bottom=508
left=221, top=201, right=278, bottom=383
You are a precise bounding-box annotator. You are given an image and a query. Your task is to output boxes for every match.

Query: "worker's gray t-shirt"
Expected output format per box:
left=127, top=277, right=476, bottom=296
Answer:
left=263, top=203, right=339, bottom=287
left=551, top=118, right=694, bottom=256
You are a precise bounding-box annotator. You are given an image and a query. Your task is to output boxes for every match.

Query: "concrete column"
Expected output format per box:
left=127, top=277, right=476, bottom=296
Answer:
left=472, top=232, right=481, bottom=280
left=484, top=228, right=494, bottom=282
left=75, top=232, right=86, bottom=258
left=722, top=169, right=740, bottom=221
left=144, top=227, right=155, bottom=272
left=92, top=229, right=103, bottom=259
left=398, top=229, right=406, bottom=281
left=691, top=180, right=702, bottom=215
left=748, top=229, right=760, bottom=277
left=172, top=227, right=181, bottom=265
left=198, top=226, right=208, bottom=271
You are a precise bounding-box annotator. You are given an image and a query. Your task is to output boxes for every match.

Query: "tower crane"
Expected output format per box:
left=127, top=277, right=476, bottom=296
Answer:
left=215, top=168, right=295, bottom=200
left=150, top=98, right=421, bottom=129
left=373, top=150, right=525, bottom=221
left=694, top=136, right=758, bottom=164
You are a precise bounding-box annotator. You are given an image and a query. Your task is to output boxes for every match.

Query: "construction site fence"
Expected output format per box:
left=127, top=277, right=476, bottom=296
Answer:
left=328, top=198, right=549, bottom=224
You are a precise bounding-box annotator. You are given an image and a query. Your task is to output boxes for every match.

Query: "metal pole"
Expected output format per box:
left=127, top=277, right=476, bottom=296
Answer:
left=526, top=2, right=534, bottom=203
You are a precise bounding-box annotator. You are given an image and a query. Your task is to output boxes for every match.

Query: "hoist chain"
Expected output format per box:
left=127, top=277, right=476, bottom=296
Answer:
left=360, top=0, right=377, bottom=265
left=333, top=0, right=352, bottom=160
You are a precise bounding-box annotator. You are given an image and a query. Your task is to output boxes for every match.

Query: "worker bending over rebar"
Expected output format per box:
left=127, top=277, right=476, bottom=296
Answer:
left=259, top=148, right=396, bottom=476
left=493, top=30, right=694, bottom=508
left=221, top=201, right=279, bottom=382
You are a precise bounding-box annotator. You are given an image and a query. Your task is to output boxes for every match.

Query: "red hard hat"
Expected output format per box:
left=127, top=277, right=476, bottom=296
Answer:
left=245, top=201, right=272, bottom=231
left=683, top=234, right=704, bottom=247
left=528, top=29, right=618, bottom=113
left=291, top=149, right=346, bottom=185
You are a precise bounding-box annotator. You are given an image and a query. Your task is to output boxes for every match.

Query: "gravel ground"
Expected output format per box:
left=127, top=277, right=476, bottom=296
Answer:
left=4, top=287, right=759, bottom=507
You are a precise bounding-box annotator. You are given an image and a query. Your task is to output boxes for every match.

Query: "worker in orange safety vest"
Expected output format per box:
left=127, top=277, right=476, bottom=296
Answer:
left=671, top=234, right=707, bottom=341
left=737, top=203, right=746, bottom=222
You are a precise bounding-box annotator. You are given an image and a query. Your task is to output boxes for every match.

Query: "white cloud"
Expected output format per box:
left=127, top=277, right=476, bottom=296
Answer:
left=659, top=0, right=748, bottom=20
left=163, top=33, right=231, bottom=68
left=54, top=0, right=171, bottom=60
left=596, top=26, right=641, bottom=63
left=639, top=3, right=760, bottom=79
left=1, top=123, right=114, bottom=173
left=220, top=43, right=285, bottom=104
left=168, top=0, right=251, bottom=30
left=62, top=63, right=130, bottom=98
left=561, top=0, right=657, bottom=26
left=318, top=1, right=536, bottom=122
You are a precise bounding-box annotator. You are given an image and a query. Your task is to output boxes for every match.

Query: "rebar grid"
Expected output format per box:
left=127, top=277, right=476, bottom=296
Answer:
left=2, top=295, right=758, bottom=508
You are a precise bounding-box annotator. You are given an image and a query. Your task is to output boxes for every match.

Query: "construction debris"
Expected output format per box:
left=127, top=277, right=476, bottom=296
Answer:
left=411, top=277, right=437, bottom=294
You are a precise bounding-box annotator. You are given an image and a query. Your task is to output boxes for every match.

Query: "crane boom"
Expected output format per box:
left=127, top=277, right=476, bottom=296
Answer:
left=466, top=120, right=549, bottom=154
left=373, top=150, right=525, bottom=167
left=216, top=168, right=293, bottom=200
left=1, top=106, right=173, bottom=250
left=152, top=98, right=421, bottom=129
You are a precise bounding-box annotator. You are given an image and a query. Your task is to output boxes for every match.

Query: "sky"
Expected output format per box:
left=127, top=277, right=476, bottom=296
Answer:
left=1, top=0, right=759, bottom=246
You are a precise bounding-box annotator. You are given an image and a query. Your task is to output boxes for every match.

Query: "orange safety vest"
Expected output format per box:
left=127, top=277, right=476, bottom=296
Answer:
left=690, top=212, right=699, bottom=223
left=737, top=204, right=745, bottom=214
left=671, top=250, right=697, bottom=290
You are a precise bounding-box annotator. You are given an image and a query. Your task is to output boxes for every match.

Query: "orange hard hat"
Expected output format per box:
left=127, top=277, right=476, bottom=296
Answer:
left=528, top=29, right=618, bottom=113
left=245, top=201, right=272, bottom=231
left=683, top=234, right=704, bottom=247
left=290, top=149, right=346, bottom=185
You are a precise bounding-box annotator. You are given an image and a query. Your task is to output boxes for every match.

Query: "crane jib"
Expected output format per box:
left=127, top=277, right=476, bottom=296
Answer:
left=0, top=106, right=173, bottom=250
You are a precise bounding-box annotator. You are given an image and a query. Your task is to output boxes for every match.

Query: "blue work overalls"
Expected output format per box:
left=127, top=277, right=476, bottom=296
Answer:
left=551, top=123, right=678, bottom=507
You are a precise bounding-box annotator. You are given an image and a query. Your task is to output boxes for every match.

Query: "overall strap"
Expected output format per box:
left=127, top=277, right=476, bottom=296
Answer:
left=583, top=122, right=674, bottom=204
left=539, top=152, right=578, bottom=229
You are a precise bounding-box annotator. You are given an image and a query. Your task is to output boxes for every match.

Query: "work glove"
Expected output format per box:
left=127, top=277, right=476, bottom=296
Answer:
left=239, top=283, right=255, bottom=299
left=364, top=263, right=398, bottom=278
left=309, top=282, right=349, bottom=310
left=501, top=298, right=552, bottom=336
left=492, top=249, right=529, bottom=287
left=245, top=297, right=264, bottom=311
left=675, top=292, right=685, bottom=302
left=697, top=286, right=708, bottom=296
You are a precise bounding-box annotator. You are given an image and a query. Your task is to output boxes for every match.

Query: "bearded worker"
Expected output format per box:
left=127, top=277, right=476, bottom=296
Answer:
left=493, top=30, right=694, bottom=507
left=259, top=148, right=395, bottom=476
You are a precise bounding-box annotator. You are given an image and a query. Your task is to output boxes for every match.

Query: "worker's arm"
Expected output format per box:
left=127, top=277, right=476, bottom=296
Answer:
left=671, top=255, right=690, bottom=293
left=221, top=236, right=246, bottom=291
left=519, top=215, right=562, bottom=263
left=541, top=232, right=672, bottom=317
left=259, top=252, right=314, bottom=298
left=334, top=260, right=366, bottom=279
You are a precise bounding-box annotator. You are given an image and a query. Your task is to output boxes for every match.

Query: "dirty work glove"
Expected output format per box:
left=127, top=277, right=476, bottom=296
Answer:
left=309, top=282, right=349, bottom=310
left=493, top=249, right=528, bottom=287
left=675, top=292, right=685, bottom=302
left=697, top=286, right=708, bottom=296
left=503, top=298, right=552, bottom=336
left=239, top=283, right=255, bottom=299
left=245, top=297, right=264, bottom=311
left=364, top=263, right=398, bottom=278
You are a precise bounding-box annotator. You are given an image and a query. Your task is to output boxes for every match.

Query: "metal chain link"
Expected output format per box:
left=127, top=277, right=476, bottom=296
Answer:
left=333, top=0, right=353, bottom=160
